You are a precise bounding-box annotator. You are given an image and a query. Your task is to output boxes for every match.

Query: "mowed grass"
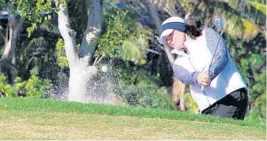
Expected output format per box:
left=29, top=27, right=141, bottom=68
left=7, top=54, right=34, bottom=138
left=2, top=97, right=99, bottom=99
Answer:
left=0, top=98, right=266, bottom=140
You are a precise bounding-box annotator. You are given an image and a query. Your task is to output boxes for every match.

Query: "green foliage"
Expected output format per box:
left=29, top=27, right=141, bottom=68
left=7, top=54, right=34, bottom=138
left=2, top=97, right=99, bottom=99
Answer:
left=0, top=0, right=8, bottom=9
left=14, top=0, right=52, bottom=22
left=233, top=40, right=266, bottom=124
left=9, top=0, right=54, bottom=36
left=25, top=75, right=51, bottom=98
left=239, top=58, right=250, bottom=82
left=119, top=82, right=175, bottom=110
left=228, top=0, right=241, bottom=9
left=15, top=74, right=51, bottom=98
left=245, top=92, right=266, bottom=125
left=218, top=9, right=244, bottom=39
left=26, top=23, right=37, bottom=37
left=0, top=75, right=15, bottom=97
left=184, top=92, right=198, bottom=113
left=248, top=53, right=264, bottom=68
left=239, top=53, right=265, bottom=101
left=250, top=71, right=266, bottom=100
left=114, top=62, right=175, bottom=110
left=240, top=18, right=260, bottom=40
left=256, top=92, right=266, bottom=119
left=121, top=39, right=147, bottom=64
left=219, top=1, right=264, bottom=40
left=0, top=74, right=51, bottom=98
left=97, top=6, right=151, bottom=64
left=229, top=34, right=266, bottom=123
left=56, top=39, right=68, bottom=69
left=19, top=37, right=47, bottom=64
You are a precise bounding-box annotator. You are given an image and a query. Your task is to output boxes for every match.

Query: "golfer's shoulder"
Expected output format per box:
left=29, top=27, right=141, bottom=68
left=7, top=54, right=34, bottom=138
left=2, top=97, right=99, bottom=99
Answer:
left=205, top=28, right=220, bottom=39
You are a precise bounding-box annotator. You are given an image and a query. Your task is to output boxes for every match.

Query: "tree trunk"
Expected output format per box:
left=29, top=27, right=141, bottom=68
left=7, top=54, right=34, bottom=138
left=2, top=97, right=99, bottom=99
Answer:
left=146, top=0, right=186, bottom=111
left=68, top=66, right=97, bottom=102
left=1, top=17, right=12, bottom=60
left=56, top=0, right=102, bottom=102
left=1, top=11, right=23, bottom=86
left=1, top=13, right=23, bottom=64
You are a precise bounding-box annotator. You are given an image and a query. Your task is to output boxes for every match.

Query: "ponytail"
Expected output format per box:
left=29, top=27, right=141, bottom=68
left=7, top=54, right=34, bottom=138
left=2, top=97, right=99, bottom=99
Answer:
left=186, top=11, right=205, bottom=39
left=186, top=25, right=202, bottom=39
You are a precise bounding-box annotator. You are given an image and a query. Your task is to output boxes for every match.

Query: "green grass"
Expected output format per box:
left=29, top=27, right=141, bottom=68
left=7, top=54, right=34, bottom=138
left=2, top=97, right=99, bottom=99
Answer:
left=0, top=98, right=266, bottom=140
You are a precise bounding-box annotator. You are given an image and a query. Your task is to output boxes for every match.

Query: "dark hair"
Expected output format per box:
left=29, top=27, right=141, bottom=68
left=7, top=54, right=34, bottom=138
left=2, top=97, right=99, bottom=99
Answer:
left=186, top=25, right=202, bottom=39
left=185, top=10, right=205, bottom=39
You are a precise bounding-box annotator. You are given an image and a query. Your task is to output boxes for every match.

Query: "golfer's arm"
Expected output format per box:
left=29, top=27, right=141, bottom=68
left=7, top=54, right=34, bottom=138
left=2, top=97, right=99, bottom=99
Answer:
left=206, top=28, right=229, bottom=80
left=172, top=64, right=199, bottom=85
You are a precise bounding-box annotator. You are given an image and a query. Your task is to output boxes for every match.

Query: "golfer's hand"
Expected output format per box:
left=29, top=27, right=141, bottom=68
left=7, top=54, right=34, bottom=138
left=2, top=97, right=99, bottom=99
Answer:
left=197, top=72, right=211, bottom=87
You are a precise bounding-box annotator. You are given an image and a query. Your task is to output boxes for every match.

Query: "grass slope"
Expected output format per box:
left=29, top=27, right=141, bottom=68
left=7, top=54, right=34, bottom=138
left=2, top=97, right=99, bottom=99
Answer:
left=0, top=98, right=266, bottom=140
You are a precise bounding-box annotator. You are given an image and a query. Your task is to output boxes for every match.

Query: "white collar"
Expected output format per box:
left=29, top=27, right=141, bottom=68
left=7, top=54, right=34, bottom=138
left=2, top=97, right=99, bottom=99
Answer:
left=171, top=49, right=188, bottom=56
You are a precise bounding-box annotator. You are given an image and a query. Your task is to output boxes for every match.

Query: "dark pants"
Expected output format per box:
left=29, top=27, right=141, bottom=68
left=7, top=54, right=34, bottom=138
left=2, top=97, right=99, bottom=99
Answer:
left=201, top=88, right=248, bottom=120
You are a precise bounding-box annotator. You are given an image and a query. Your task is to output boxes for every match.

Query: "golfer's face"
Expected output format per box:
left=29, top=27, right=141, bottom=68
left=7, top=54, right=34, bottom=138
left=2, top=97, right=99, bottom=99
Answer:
left=165, top=30, right=186, bottom=50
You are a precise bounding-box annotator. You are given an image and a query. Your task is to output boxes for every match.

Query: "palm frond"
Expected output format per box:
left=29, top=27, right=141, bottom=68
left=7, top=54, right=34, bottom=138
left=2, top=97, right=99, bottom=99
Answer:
left=241, top=18, right=260, bottom=40
left=26, top=37, right=47, bottom=50
left=19, top=37, right=47, bottom=63
left=250, top=1, right=266, bottom=15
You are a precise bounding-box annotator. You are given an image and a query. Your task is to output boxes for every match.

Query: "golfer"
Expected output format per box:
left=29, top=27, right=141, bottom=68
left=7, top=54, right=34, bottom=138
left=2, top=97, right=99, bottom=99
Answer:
left=159, top=16, right=248, bottom=120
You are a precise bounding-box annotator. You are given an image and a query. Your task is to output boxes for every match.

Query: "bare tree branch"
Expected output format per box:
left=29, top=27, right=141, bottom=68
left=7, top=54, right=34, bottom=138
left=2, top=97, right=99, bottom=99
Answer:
left=80, top=0, right=103, bottom=64
left=56, top=1, right=79, bottom=69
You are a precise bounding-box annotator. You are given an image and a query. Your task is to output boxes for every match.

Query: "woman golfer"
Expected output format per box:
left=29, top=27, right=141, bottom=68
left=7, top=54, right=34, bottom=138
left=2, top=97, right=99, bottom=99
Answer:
left=159, top=16, right=248, bottom=120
